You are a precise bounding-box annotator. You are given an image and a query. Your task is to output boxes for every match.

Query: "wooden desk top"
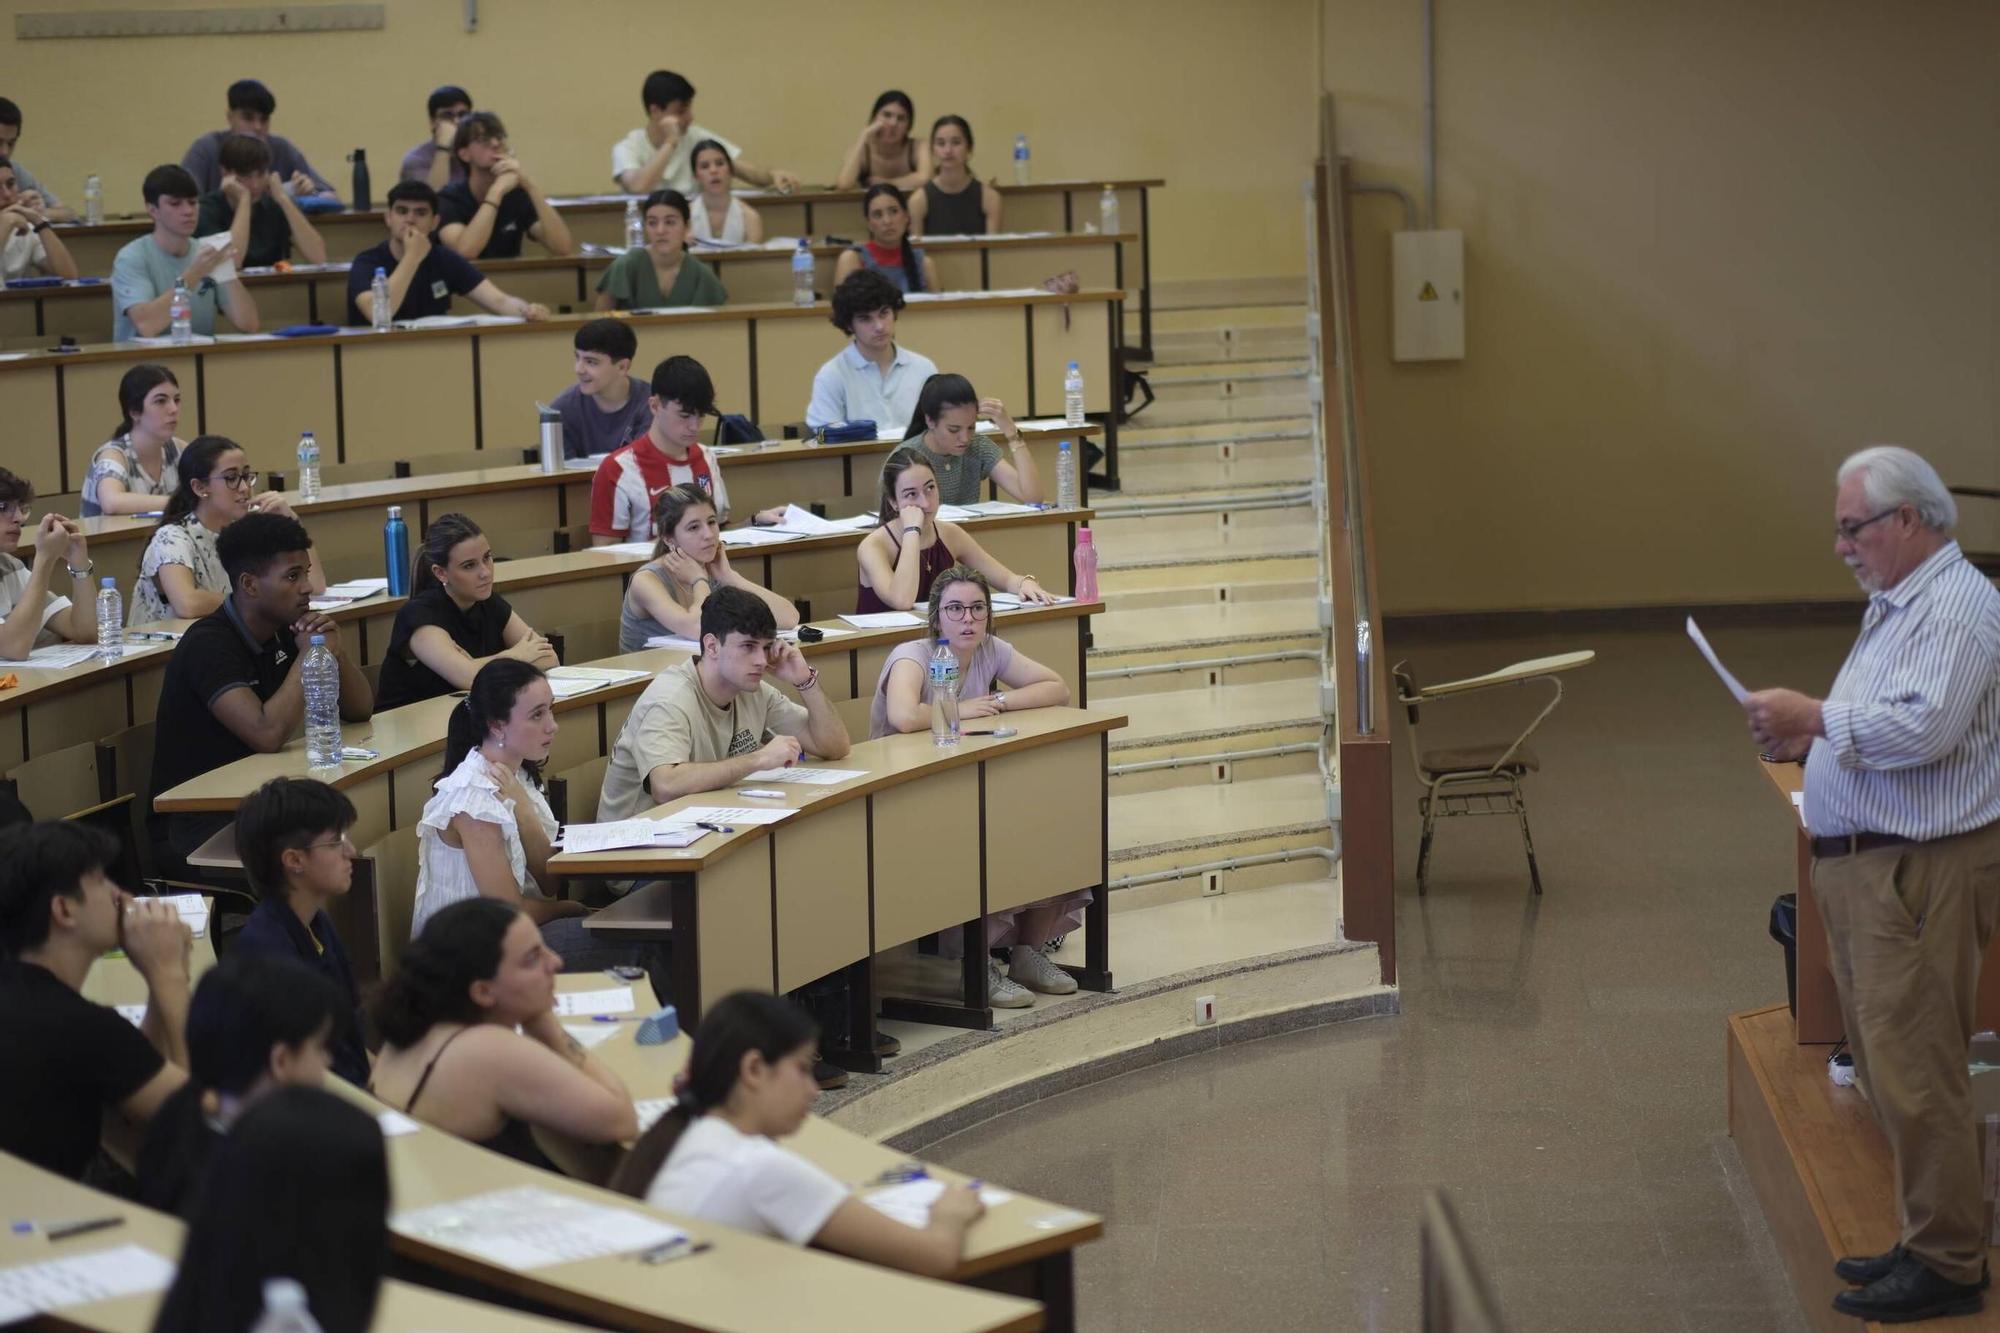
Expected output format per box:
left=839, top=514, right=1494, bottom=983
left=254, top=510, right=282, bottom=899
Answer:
left=564, top=705, right=1126, bottom=880
left=1758, top=757, right=1807, bottom=829
left=151, top=602, right=1101, bottom=812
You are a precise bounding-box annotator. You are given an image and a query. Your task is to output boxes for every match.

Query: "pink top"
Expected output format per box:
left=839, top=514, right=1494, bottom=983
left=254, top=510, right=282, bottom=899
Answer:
left=867, top=635, right=1016, bottom=739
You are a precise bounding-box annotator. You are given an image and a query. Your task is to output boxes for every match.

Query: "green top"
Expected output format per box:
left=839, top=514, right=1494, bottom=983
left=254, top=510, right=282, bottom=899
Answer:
left=595, top=249, right=728, bottom=310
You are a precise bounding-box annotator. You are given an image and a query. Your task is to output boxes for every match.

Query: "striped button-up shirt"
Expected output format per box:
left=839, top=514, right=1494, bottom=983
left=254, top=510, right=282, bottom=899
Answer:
left=1803, top=541, right=2000, bottom=839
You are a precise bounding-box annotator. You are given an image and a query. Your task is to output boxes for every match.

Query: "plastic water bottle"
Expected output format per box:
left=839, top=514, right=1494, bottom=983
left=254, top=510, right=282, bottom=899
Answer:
left=95, top=578, right=123, bottom=659
left=1013, top=134, right=1030, bottom=186
left=169, top=277, right=193, bottom=345
left=791, top=239, right=815, bottom=306
left=302, top=635, right=342, bottom=770
left=1064, top=360, right=1085, bottom=427
left=1056, top=440, right=1078, bottom=510
left=249, top=1277, right=324, bottom=1333
left=1073, top=526, right=1099, bottom=603
left=624, top=198, right=643, bottom=249
left=383, top=505, right=410, bottom=597
left=295, top=430, right=320, bottom=501
left=1099, top=185, right=1120, bottom=235
left=370, top=267, right=392, bottom=332
left=83, top=174, right=103, bottom=226
left=928, top=639, right=961, bottom=746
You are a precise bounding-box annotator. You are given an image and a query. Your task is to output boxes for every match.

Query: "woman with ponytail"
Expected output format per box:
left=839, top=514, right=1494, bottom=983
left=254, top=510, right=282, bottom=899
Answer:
left=896, top=372, right=1041, bottom=506
left=833, top=184, right=936, bottom=295
left=619, top=484, right=797, bottom=651
left=130, top=434, right=321, bottom=624
left=82, top=364, right=185, bottom=517
left=374, top=511, right=557, bottom=710
left=367, top=897, right=637, bottom=1169
left=609, top=991, right=984, bottom=1277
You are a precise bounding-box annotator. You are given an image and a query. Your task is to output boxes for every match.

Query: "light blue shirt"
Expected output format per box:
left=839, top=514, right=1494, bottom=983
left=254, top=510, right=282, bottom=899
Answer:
left=110, top=234, right=224, bottom=344
left=804, top=341, right=938, bottom=431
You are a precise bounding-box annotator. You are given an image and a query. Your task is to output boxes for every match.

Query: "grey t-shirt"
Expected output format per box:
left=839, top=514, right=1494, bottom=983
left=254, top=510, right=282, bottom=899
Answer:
left=552, top=377, right=654, bottom=461
left=110, top=236, right=226, bottom=344
left=897, top=437, right=1006, bottom=506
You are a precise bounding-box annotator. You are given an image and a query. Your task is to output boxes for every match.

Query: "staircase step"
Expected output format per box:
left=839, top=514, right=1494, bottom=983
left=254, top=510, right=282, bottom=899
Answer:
left=1103, top=577, right=1318, bottom=611
left=1093, top=599, right=1321, bottom=655
left=1091, top=878, right=1343, bottom=980
left=1108, top=773, right=1335, bottom=901
left=1103, top=460, right=1315, bottom=495
left=1122, top=398, right=1313, bottom=430
left=1100, top=551, right=1318, bottom=594
left=1107, top=678, right=1326, bottom=794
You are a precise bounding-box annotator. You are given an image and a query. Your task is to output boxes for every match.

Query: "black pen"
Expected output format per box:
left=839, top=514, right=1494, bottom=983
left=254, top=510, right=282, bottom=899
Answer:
left=47, top=1216, right=124, bottom=1242
left=695, top=820, right=735, bottom=835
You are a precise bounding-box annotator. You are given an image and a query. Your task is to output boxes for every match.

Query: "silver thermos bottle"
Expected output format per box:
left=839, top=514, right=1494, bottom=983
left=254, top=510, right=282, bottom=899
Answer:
left=538, top=406, right=561, bottom=474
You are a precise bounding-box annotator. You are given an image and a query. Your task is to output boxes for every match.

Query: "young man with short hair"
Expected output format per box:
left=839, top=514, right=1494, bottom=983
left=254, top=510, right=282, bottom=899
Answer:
left=111, top=164, right=258, bottom=343
left=401, top=84, right=472, bottom=189
left=0, top=156, right=76, bottom=280
left=231, top=777, right=369, bottom=1085
left=552, top=317, right=652, bottom=460
left=195, top=133, right=327, bottom=269
left=0, top=97, right=73, bottom=221
left=149, top=512, right=372, bottom=871
left=437, top=111, right=573, bottom=261
left=181, top=78, right=335, bottom=199
left=590, top=355, right=768, bottom=541
left=806, top=269, right=938, bottom=430
left=611, top=69, right=799, bottom=196
left=0, top=820, right=191, bottom=1178
left=345, top=180, right=551, bottom=326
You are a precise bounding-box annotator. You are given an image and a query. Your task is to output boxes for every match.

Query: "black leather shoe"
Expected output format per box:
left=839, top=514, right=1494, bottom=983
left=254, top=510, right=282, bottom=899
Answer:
left=1835, top=1246, right=1905, bottom=1285
left=813, top=1059, right=849, bottom=1091
left=1832, top=1253, right=1984, bottom=1323
left=872, top=1030, right=901, bottom=1058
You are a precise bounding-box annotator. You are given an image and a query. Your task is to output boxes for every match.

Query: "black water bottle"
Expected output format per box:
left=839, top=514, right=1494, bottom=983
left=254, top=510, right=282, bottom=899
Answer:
left=349, top=148, right=372, bottom=213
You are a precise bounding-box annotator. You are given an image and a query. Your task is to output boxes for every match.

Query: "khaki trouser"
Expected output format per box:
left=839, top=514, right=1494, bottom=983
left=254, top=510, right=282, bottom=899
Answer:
left=1812, top=819, right=2000, bottom=1286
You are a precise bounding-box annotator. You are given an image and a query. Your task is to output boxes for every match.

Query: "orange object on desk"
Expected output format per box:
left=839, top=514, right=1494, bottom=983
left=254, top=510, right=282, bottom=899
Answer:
left=0, top=673, right=18, bottom=691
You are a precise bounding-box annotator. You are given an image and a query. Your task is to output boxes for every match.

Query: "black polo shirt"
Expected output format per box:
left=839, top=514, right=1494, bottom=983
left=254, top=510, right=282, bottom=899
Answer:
left=150, top=599, right=295, bottom=849
left=344, top=238, right=483, bottom=325
left=194, top=190, right=293, bottom=268
left=437, top=181, right=539, bottom=260
left=375, top=585, right=514, bottom=710
left=232, top=895, right=369, bottom=1086
left=0, top=962, right=165, bottom=1179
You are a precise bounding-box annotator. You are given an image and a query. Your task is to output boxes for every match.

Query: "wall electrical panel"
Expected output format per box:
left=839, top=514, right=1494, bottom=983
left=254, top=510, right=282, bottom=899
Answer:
left=1391, top=229, right=1465, bottom=362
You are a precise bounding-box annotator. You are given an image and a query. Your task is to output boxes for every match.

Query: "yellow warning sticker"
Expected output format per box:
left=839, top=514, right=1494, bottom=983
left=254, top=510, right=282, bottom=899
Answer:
left=1418, top=281, right=1439, bottom=302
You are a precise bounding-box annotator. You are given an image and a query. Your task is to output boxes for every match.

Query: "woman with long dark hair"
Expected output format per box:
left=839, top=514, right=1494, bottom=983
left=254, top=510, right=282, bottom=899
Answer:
left=689, top=139, right=764, bottom=244
left=374, top=511, right=557, bottom=710
left=619, top=484, right=797, bottom=651
left=835, top=90, right=929, bottom=191
left=83, top=364, right=185, bottom=517
left=855, top=447, right=1054, bottom=614
left=896, top=372, right=1041, bottom=506
left=610, top=991, right=982, bottom=1277
left=908, top=116, right=1002, bottom=237
left=832, top=184, right=936, bottom=295
left=129, top=435, right=323, bottom=624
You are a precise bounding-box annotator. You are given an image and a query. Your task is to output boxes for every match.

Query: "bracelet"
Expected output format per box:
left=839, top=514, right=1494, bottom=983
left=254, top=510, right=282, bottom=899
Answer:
left=32, top=221, right=51, bottom=233
left=65, top=559, right=94, bottom=579
left=798, top=667, right=820, bottom=692
left=480, top=198, right=500, bottom=211
left=1006, top=436, right=1025, bottom=451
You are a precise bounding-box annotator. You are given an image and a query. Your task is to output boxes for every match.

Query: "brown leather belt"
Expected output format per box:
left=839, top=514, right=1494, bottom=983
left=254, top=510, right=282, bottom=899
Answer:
left=1810, top=832, right=1916, bottom=858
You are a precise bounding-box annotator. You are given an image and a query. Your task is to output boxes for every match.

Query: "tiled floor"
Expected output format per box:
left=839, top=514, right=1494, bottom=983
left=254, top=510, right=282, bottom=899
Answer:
left=928, top=619, right=1862, bottom=1332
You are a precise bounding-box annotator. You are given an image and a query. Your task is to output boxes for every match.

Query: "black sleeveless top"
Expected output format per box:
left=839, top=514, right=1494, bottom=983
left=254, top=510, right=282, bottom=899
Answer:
left=921, top=179, right=987, bottom=236
left=382, top=1025, right=556, bottom=1170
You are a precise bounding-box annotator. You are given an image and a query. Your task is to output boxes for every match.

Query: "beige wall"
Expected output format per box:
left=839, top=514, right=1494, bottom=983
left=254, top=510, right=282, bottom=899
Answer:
left=0, top=0, right=1313, bottom=281
left=1323, top=0, right=2000, bottom=613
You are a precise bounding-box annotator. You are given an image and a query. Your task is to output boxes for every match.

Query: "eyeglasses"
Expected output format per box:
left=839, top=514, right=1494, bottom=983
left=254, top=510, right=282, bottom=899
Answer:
left=208, top=469, right=259, bottom=490
left=303, top=834, right=356, bottom=853
left=0, top=501, right=29, bottom=522
left=940, top=601, right=990, bottom=621
left=1835, top=507, right=1901, bottom=543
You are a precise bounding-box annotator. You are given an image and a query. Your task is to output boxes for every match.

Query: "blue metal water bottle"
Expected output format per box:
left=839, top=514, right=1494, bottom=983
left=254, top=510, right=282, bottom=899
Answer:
left=383, top=505, right=410, bottom=597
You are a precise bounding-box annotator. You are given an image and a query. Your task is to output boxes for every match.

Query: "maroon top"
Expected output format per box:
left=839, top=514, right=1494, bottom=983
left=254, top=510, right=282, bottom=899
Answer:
left=856, top=530, right=955, bottom=615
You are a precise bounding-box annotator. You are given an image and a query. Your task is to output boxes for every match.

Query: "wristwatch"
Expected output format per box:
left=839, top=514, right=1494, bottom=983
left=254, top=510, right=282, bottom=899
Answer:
left=65, top=558, right=94, bottom=579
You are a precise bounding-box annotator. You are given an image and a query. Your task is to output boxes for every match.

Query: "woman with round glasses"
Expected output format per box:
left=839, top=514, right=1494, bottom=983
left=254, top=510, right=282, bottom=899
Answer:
left=868, top=563, right=1079, bottom=1008
left=130, top=434, right=324, bottom=624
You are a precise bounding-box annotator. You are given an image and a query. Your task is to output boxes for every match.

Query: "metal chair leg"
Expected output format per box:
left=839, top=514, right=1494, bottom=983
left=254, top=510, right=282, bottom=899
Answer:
left=1514, top=790, right=1542, bottom=895
left=1415, top=796, right=1437, bottom=895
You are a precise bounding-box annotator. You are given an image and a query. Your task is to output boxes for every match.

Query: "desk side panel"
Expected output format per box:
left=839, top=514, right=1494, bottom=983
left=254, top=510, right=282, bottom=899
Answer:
left=984, top=734, right=1103, bottom=913
left=773, top=800, right=870, bottom=993
left=873, top=767, right=982, bottom=947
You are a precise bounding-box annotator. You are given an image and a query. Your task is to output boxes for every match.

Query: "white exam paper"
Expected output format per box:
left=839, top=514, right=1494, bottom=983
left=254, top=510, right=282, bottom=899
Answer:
left=0, top=1244, right=176, bottom=1315
left=741, top=767, right=865, bottom=786
left=644, top=634, right=703, bottom=652
left=840, top=611, right=925, bottom=629
left=635, top=1097, right=676, bottom=1133
left=562, top=1023, right=620, bottom=1049
left=392, top=1186, right=682, bottom=1270
left=862, top=1180, right=1016, bottom=1229
left=552, top=987, right=635, bottom=1017
left=378, top=1109, right=423, bottom=1136
left=1685, top=617, right=1748, bottom=703
left=719, top=526, right=805, bottom=548
left=0, top=643, right=103, bottom=670
left=661, top=804, right=795, bottom=827
left=558, top=820, right=702, bottom=853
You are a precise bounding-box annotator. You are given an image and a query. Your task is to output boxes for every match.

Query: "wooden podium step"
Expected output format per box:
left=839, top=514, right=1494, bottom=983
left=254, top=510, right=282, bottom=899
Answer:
left=1727, top=1003, right=2000, bottom=1332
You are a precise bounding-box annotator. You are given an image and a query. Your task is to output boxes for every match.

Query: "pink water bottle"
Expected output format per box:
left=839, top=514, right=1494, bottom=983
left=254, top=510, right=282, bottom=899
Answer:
left=1072, top=526, right=1099, bottom=603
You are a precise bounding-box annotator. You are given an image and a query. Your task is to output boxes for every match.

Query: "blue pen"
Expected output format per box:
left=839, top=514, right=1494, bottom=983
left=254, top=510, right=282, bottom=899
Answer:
left=695, top=820, right=735, bottom=834
left=589, top=1014, right=641, bottom=1023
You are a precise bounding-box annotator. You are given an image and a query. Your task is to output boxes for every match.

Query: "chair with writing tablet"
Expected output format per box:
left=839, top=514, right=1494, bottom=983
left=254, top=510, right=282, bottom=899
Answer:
left=1391, top=651, right=1594, bottom=896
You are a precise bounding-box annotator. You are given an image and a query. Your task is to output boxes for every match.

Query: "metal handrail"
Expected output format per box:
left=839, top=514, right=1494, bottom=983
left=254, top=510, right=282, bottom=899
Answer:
left=1320, top=96, right=1377, bottom=738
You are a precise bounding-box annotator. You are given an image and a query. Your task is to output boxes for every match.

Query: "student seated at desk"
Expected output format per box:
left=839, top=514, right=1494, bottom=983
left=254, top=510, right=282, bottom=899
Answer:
left=909, top=116, right=1001, bottom=237
left=602, top=587, right=849, bottom=818
left=346, top=180, right=552, bottom=326
left=593, top=188, right=726, bottom=311
left=833, top=185, right=936, bottom=295
left=153, top=1087, right=389, bottom=1333
left=136, top=952, right=348, bottom=1216
left=148, top=511, right=371, bottom=872
left=437, top=111, right=575, bottom=261
left=610, top=991, right=983, bottom=1276
left=403, top=84, right=472, bottom=189
left=111, top=165, right=258, bottom=343
left=856, top=448, right=1055, bottom=614
left=590, top=355, right=781, bottom=541
left=552, top=318, right=654, bottom=461
left=0, top=821, right=191, bottom=1179
left=371, top=897, right=638, bottom=1169
left=871, top=565, right=1081, bottom=1007
left=612, top=68, right=799, bottom=196
left=805, top=270, right=938, bottom=431
left=620, top=485, right=799, bottom=652
left=835, top=90, right=929, bottom=192
left=180, top=78, right=336, bottom=200
left=195, top=132, right=328, bottom=269
left=130, top=436, right=323, bottom=625
left=83, top=365, right=184, bottom=518
left=0, top=469, right=99, bottom=659
left=0, top=98, right=72, bottom=222
left=689, top=139, right=764, bottom=244
left=896, top=373, right=1042, bottom=505
left=0, top=156, right=76, bottom=279
left=375, top=512, right=557, bottom=711
left=230, top=777, right=371, bottom=1084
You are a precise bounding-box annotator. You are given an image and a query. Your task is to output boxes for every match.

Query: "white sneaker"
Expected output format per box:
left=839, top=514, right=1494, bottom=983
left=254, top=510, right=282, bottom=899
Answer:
left=987, top=958, right=1034, bottom=1008
left=1010, top=945, right=1078, bottom=995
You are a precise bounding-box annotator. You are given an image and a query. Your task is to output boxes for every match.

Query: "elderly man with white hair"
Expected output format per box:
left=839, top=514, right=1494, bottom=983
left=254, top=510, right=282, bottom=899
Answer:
left=1745, top=444, right=2000, bottom=1323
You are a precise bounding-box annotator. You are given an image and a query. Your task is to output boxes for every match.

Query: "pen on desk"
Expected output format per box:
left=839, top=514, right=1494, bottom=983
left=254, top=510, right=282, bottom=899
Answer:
left=589, top=1014, right=643, bottom=1022
left=125, top=630, right=179, bottom=642
left=45, top=1216, right=125, bottom=1242
left=694, top=820, right=735, bottom=834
